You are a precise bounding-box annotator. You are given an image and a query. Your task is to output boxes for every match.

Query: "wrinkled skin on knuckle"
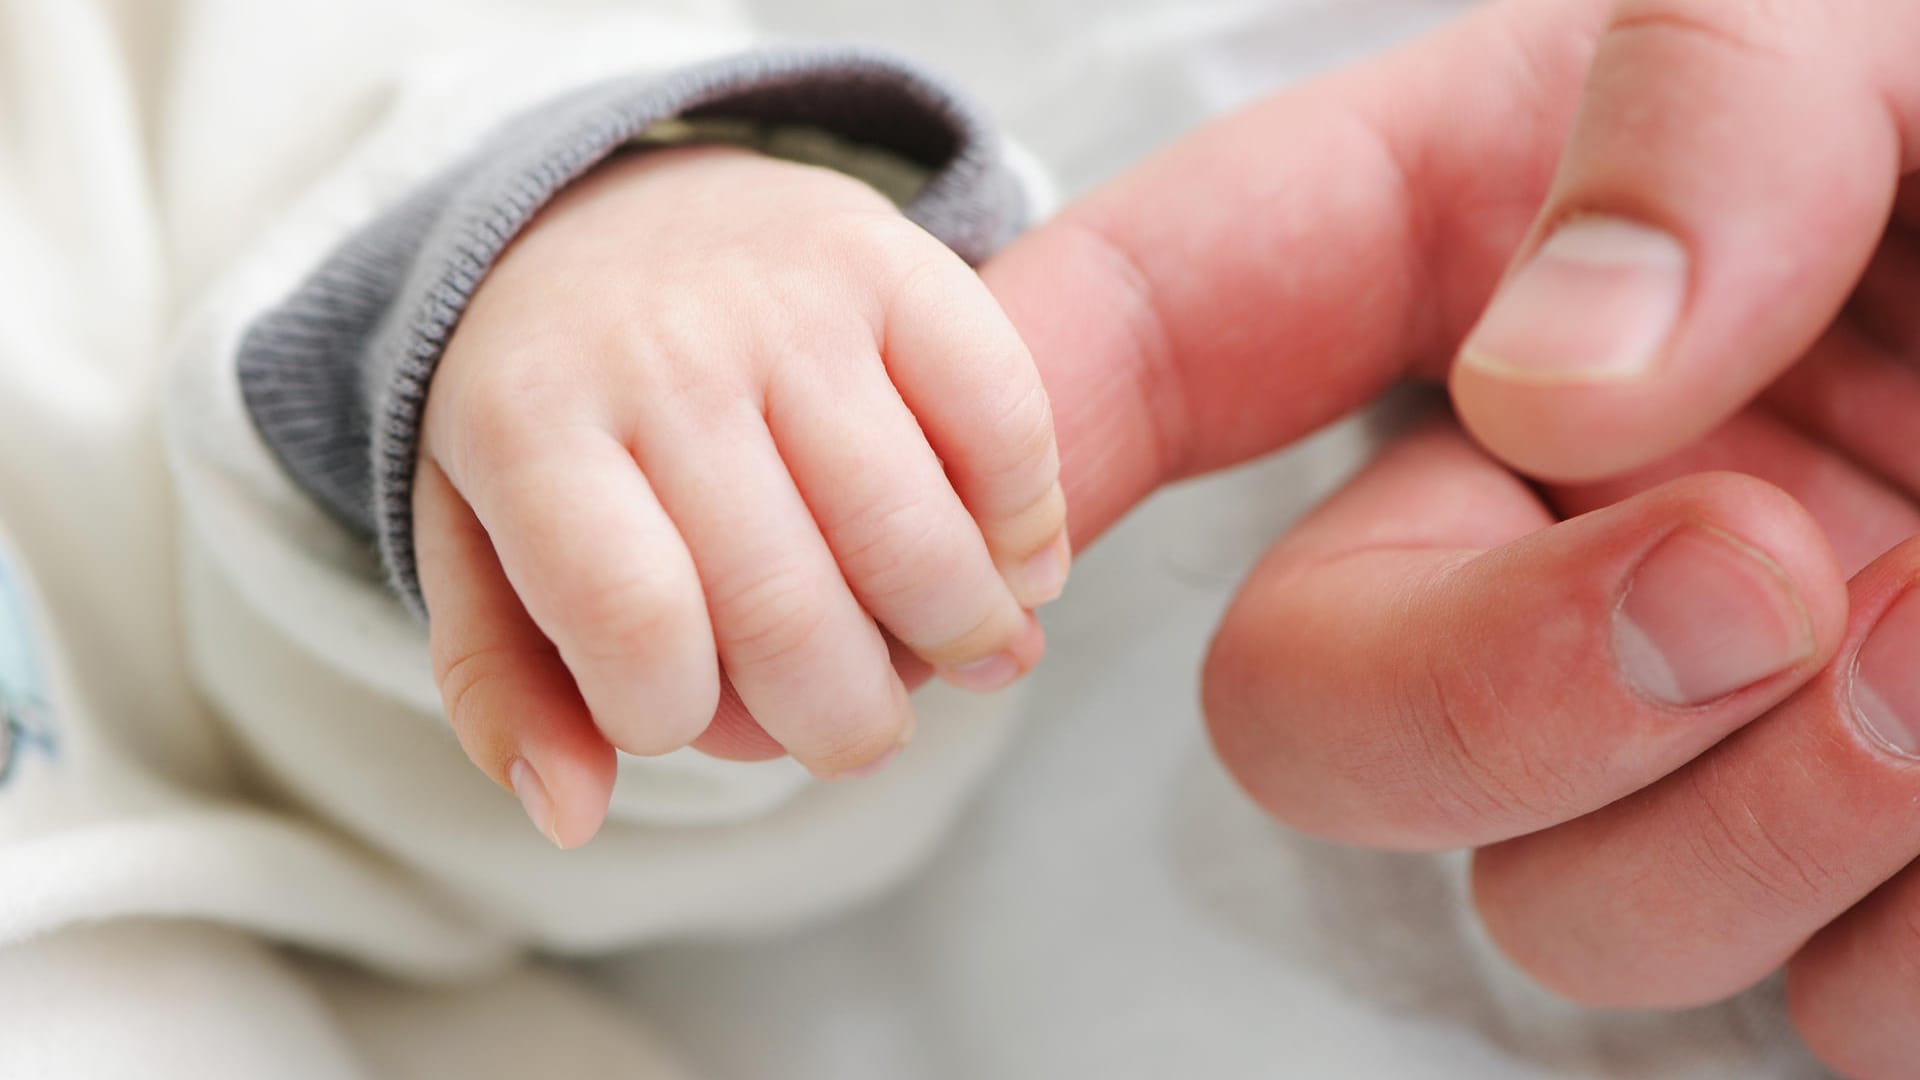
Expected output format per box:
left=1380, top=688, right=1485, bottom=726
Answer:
left=431, top=641, right=518, bottom=780
left=1408, top=649, right=1580, bottom=838
left=823, top=488, right=956, bottom=593
left=980, top=380, right=1061, bottom=487
left=1669, top=768, right=1844, bottom=926
left=709, top=564, right=834, bottom=673
left=564, top=566, right=701, bottom=666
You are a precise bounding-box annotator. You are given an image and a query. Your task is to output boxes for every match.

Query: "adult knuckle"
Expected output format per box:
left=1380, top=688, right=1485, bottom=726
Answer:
left=1676, top=771, right=1840, bottom=917
left=1408, top=652, right=1569, bottom=836
left=1047, top=214, right=1187, bottom=480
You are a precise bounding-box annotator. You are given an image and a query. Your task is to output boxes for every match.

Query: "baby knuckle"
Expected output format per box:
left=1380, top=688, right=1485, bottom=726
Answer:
left=449, top=372, right=574, bottom=472
left=606, top=316, right=712, bottom=398
left=806, top=706, right=905, bottom=773
left=712, top=569, right=831, bottom=671
left=831, top=498, right=951, bottom=600
left=843, top=212, right=932, bottom=267
left=977, top=381, right=1059, bottom=485
left=433, top=644, right=518, bottom=772
left=568, top=570, right=702, bottom=662
left=436, top=645, right=502, bottom=720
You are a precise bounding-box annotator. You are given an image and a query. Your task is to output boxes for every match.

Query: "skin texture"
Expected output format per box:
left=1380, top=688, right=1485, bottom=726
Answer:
left=415, top=146, right=1064, bottom=843
left=414, top=0, right=1920, bottom=1071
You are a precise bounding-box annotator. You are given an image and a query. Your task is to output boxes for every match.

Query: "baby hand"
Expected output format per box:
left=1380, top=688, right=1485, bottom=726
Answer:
left=411, top=147, right=1066, bottom=846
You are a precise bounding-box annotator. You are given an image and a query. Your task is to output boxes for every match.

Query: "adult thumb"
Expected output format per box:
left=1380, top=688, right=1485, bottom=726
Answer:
left=1451, top=1, right=1911, bottom=482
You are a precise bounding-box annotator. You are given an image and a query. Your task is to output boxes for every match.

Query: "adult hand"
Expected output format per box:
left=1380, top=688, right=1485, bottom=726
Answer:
left=984, top=2, right=1920, bottom=1075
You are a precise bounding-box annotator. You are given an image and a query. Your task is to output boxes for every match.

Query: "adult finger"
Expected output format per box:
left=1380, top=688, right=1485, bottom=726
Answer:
left=1548, top=408, right=1920, bottom=576
left=1453, top=0, right=1919, bottom=481
left=1766, top=323, right=1920, bottom=503
left=1473, top=538, right=1920, bottom=1010
left=981, top=0, right=1606, bottom=547
left=1201, top=421, right=1847, bottom=852
left=1789, top=851, right=1920, bottom=1080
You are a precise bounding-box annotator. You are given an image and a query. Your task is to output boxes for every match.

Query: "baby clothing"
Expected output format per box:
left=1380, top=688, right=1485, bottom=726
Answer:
left=0, top=0, right=1040, bottom=1072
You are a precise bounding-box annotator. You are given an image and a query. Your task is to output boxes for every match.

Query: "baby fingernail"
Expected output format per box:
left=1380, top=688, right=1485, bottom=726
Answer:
left=1012, top=534, right=1071, bottom=607
left=1461, top=216, right=1687, bottom=383
left=509, top=757, right=563, bottom=848
left=1614, top=526, right=1812, bottom=707
left=835, top=746, right=902, bottom=782
left=1852, top=588, right=1920, bottom=758
left=943, top=652, right=1021, bottom=693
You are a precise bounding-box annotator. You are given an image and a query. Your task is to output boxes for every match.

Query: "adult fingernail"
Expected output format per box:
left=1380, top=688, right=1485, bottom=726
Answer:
left=509, top=757, right=563, bottom=848
left=1460, top=216, right=1687, bottom=383
left=1614, top=526, right=1812, bottom=707
left=1852, top=588, right=1920, bottom=758
left=1011, top=533, right=1071, bottom=608
left=943, top=652, right=1021, bottom=693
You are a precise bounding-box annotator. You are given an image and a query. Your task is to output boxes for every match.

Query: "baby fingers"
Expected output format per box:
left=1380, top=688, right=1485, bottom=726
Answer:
left=436, top=401, right=721, bottom=760
left=634, top=390, right=915, bottom=780
left=413, top=456, right=617, bottom=849
left=766, top=329, right=1046, bottom=696
left=881, top=250, right=1071, bottom=610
